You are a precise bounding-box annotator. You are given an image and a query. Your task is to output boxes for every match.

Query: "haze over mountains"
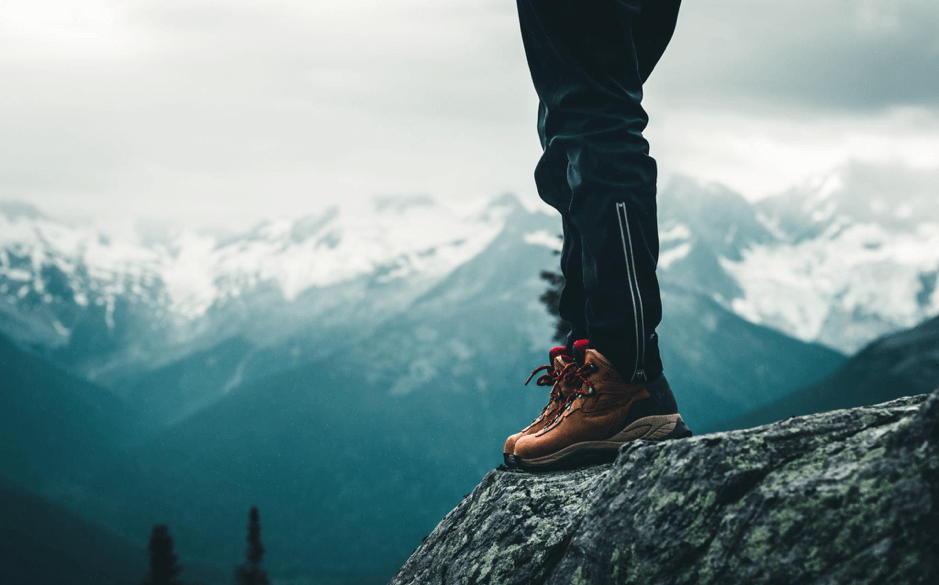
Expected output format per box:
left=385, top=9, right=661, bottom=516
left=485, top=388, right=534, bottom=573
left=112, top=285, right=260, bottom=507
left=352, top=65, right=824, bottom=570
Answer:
left=3, top=163, right=936, bottom=386
left=1, top=163, right=938, bottom=584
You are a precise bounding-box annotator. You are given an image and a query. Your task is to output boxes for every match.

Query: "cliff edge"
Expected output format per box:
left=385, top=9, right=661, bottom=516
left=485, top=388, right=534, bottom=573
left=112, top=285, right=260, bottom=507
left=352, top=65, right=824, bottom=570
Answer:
left=390, top=392, right=939, bottom=585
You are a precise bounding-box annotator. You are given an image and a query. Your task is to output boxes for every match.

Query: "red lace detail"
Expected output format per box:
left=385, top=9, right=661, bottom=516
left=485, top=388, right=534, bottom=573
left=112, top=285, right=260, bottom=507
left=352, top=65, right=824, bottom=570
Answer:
left=573, top=339, right=590, bottom=356
left=548, top=346, right=568, bottom=362
left=547, top=362, right=599, bottom=426
left=524, top=364, right=555, bottom=387
left=525, top=364, right=563, bottom=402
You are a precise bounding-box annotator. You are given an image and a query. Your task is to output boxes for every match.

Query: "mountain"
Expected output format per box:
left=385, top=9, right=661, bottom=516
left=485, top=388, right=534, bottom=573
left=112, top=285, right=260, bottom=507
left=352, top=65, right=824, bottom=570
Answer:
left=756, top=161, right=939, bottom=241
left=5, top=165, right=937, bottom=390
left=0, top=201, right=176, bottom=383
left=0, top=197, right=512, bottom=385
left=2, top=190, right=849, bottom=431
left=117, top=336, right=256, bottom=426
left=59, top=205, right=845, bottom=585
left=733, top=163, right=939, bottom=352
left=0, top=474, right=147, bottom=585
left=62, top=204, right=569, bottom=581
left=726, top=314, right=939, bottom=431
left=0, top=474, right=225, bottom=585
left=657, top=286, right=844, bottom=429
left=389, top=391, right=939, bottom=585
left=0, top=331, right=147, bottom=495
left=657, top=165, right=939, bottom=353
left=2, top=170, right=934, bottom=582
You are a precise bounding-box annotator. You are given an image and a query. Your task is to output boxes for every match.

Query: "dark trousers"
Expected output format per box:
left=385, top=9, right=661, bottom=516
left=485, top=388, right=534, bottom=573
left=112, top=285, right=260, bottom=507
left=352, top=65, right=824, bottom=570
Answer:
left=517, top=0, right=681, bottom=382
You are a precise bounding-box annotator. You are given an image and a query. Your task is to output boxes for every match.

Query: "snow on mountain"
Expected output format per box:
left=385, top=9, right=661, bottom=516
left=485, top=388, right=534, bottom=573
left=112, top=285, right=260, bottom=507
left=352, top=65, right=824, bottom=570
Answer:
left=656, top=164, right=939, bottom=354
left=756, top=161, right=939, bottom=241
left=0, top=196, right=524, bottom=380
left=725, top=221, right=939, bottom=351
left=3, top=162, right=937, bottom=376
left=731, top=164, right=939, bottom=352
left=158, top=197, right=510, bottom=320
left=0, top=202, right=168, bottom=350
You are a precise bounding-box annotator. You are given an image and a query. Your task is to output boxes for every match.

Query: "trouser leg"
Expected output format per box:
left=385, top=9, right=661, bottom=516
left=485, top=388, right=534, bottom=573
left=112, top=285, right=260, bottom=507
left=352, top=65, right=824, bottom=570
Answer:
left=518, top=0, right=666, bottom=382
left=534, top=100, right=589, bottom=348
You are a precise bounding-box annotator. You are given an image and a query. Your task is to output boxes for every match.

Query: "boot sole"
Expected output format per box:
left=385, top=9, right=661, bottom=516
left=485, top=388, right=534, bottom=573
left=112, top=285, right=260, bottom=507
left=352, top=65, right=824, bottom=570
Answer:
left=503, top=452, right=517, bottom=468
left=515, top=414, right=692, bottom=472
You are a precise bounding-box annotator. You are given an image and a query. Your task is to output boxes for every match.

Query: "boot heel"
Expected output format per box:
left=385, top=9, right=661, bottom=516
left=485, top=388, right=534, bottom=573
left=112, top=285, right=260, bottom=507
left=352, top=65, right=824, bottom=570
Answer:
left=662, top=417, right=693, bottom=440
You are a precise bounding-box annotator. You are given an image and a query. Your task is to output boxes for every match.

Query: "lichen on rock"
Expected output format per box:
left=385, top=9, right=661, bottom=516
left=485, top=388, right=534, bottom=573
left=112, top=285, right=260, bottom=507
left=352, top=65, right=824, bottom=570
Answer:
left=389, top=392, right=939, bottom=585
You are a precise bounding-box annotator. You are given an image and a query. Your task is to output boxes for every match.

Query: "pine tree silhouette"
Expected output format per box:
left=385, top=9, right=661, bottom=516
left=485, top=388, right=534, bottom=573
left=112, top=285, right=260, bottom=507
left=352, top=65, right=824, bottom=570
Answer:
left=142, top=525, right=182, bottom=585
left=539, top=234, right=570, bottom=342
left=539, top=269, right=569, bottom=342
left=236, top=506, right=270, bottom=585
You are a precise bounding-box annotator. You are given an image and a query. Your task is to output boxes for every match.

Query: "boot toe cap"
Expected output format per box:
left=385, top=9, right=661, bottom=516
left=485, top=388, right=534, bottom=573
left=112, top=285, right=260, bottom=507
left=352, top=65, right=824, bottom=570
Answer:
left=504, top=432, right=523, bottom=456
left=512, top=433, right=541, bottom=460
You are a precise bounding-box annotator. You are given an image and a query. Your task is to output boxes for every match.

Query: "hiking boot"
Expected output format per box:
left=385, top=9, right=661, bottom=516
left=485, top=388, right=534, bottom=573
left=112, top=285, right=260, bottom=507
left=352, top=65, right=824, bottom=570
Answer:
left=503, top=342, right=589, bottom=467
left=513, top=348, right=692, bottom=471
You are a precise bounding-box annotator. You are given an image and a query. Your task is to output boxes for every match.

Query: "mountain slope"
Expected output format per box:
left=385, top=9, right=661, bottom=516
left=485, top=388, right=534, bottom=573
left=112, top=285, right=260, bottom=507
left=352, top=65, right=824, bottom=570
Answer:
left=0, top=475, right=148, bottom=585
left=657, top=285, right=846, bottom=429
left=0, top=332, right=146, bottom=494
left=117, top=336, right=255, bottom=426
left=733, top=164, right=939, bottom=352
left=6, top=168, right=938, bottom=389
left=656, top=167, right=939, bottom=354
left=67, top=203, right=559, bottom=582
left=726, top=314, right=939, bottom=430
left=64, top=204, right=848, bottom=585
left=0, top=197, right=513, bottom=385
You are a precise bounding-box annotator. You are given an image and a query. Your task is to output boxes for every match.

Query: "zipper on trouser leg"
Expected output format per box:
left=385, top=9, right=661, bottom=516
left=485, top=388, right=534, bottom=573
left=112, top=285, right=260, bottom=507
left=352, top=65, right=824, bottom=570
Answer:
left=615, top=202, right=646, bottom=382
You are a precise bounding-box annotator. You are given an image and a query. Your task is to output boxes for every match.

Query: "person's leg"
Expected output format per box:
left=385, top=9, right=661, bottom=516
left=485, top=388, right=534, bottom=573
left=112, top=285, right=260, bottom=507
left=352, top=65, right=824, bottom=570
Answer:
left=533, top=100, right=588, bottom=349
left=517, top=0, right=665, bottom=382
left=511, top=0, right=689, bottom=470
left=501, top=98, right=588, bottom=468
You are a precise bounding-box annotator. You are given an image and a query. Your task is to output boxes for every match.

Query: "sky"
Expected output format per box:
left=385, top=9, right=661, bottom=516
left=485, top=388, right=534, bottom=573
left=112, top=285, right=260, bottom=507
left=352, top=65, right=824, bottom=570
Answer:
left=2, top=0, right=938, bottom=235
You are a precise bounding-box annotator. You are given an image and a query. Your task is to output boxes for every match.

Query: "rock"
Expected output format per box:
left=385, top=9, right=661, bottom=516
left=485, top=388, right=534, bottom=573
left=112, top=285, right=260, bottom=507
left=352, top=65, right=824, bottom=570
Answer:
left=389, top=392, right=939, bottom=585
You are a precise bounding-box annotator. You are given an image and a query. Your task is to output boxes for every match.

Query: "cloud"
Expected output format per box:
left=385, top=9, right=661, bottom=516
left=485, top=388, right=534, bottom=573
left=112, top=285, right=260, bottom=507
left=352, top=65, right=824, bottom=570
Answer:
left=0, top=0, right=538, bottom=223
left=0, top=0, right=937, bottom=231
left=647, top=105, right=939, bottom=198
left=652, top=0, right=939, bottom=112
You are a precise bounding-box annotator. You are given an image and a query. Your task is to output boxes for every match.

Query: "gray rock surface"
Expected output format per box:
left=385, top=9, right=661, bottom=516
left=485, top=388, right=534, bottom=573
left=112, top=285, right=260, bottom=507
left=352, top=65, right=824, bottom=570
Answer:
left=390, top=392, right=939, bottom=585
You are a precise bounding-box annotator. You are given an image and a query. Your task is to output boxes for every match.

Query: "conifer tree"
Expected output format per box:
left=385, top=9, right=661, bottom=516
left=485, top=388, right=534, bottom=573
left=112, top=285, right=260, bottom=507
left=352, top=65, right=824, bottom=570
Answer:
left=539, top=269, right=569, bottom=342
left=539, top=235, right=569, bottom=342
left=143, top=525, right=182, bottom=585
left=236, top=506, right=270, bottom=585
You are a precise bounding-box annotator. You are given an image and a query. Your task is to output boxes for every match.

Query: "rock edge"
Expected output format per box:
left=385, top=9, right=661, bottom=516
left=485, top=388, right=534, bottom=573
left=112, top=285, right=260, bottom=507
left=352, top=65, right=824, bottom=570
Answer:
left=390, top=392, right=939, bottom=585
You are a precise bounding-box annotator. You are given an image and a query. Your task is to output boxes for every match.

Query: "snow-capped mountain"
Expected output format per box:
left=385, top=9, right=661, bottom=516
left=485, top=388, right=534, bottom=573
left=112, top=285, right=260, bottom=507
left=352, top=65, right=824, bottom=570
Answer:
left=0, top=201, right=173, bottom=370
left=657, top=164, right=939, bottom=354
left=0, top=196, right=523, bottom=383
left=5, top=170, right=935, bottom=585
left=3, top=162, right=937, bottom=383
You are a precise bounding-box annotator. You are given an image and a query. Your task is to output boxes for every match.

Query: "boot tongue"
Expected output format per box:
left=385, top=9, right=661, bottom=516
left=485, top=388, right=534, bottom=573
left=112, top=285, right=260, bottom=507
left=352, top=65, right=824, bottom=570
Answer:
left=572, top=339, right=590, bottom=364
left=549, top=346, right=568, bottom=362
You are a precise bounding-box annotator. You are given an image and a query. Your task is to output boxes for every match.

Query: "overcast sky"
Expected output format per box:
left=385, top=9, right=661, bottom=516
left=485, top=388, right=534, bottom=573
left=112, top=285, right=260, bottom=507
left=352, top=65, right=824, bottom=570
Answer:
left=2, top=0, right=938, bottom=235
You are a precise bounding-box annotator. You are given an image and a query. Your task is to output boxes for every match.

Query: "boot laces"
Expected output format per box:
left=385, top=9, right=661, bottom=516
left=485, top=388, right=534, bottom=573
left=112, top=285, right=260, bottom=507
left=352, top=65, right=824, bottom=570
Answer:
left=547, top=362, right=598, bottom=425
left=524, top=363, right=564, bottom=403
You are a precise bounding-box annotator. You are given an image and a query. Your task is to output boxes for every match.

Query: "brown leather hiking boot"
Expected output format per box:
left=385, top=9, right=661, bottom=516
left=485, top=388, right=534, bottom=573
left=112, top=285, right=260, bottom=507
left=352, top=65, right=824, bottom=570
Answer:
left=513, top=348, right=692, bottom=471
left=503, top=343, right=587, bottom=468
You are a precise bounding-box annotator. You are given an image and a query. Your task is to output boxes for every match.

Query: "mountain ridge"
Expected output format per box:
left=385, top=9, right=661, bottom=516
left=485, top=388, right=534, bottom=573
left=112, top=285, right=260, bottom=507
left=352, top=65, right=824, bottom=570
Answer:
left=4, top=166, right=937, bottom=388
left=57, top=204, right=846, bottom=584
left=725, top=314, right=939, bottom=431
left=0, top=331, right=147, bottom=493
